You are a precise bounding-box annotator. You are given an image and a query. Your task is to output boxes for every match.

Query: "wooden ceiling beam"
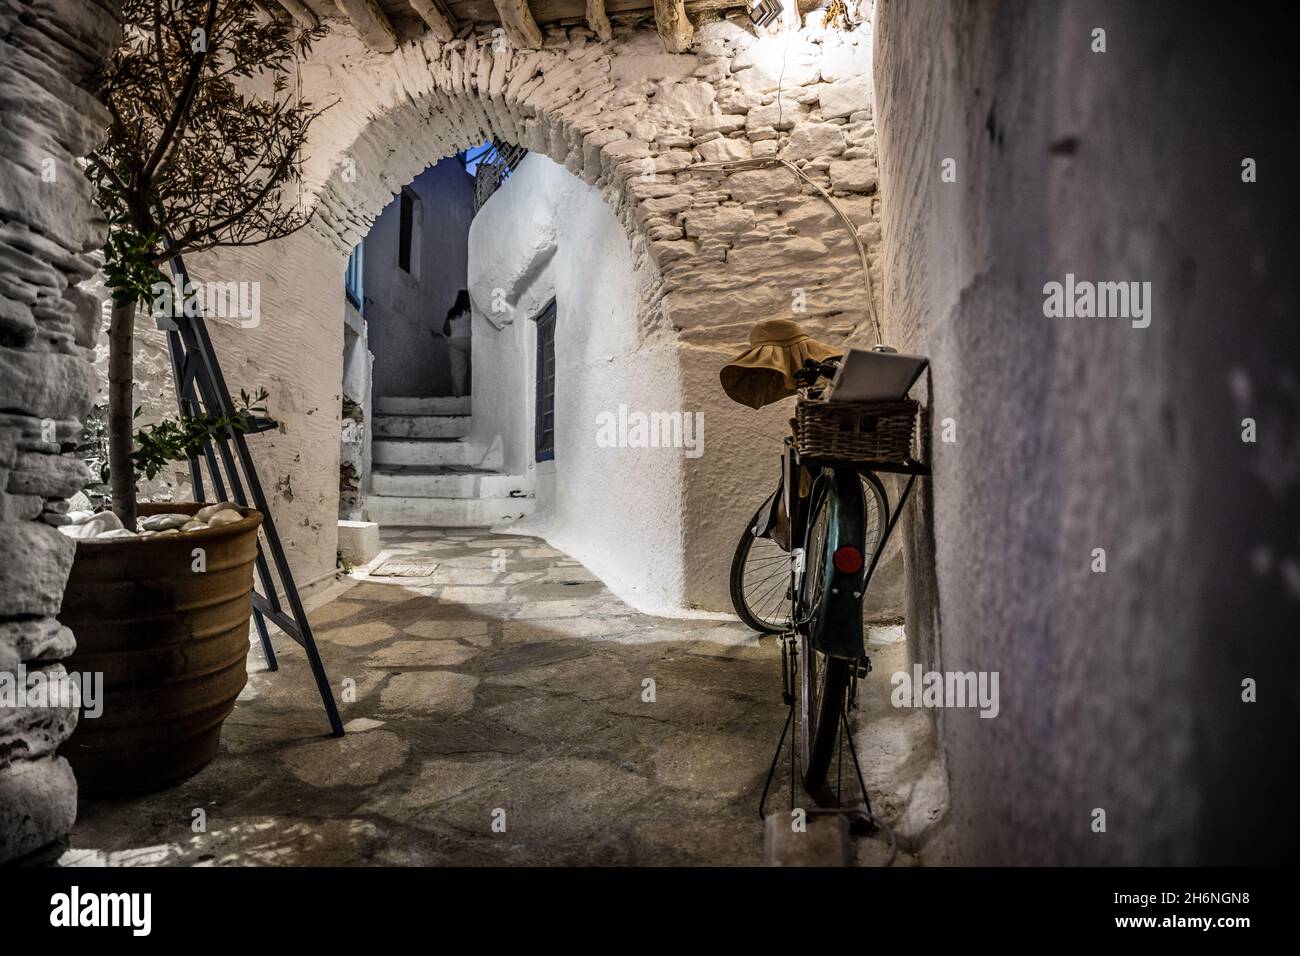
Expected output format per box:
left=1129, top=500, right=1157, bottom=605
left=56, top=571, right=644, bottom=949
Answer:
left=491, top=0, right=544, bottom=49
left=336, top=0, right=400, bottom=52
left=651, top=0, right=693, bottom=52
left=271, top=0, right=318, bottom=28
left=585, top=0, right=612, bottom=40
left=408, top=0, right=457, bottom=42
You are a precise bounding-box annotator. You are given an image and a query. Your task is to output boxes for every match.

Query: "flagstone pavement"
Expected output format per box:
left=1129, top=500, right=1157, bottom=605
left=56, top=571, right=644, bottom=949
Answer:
left=63, top=527, right=925, bottom=866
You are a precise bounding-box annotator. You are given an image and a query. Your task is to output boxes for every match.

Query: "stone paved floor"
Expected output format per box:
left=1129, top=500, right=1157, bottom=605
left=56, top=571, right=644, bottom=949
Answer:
left=65, top=528, right=799, bottom=866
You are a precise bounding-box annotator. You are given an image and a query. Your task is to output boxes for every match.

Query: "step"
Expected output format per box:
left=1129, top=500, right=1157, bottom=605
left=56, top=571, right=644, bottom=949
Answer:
left=375, top=396, right=470, bottom=416
left=374, top=414, right=470, bottom=439
left=372, top=437, right=500, bottom=469
left=363, top=494, right=536, bottom=528
left=337, top=519, right=380, bottom=565
left=371, top=466, right=532, bottom=499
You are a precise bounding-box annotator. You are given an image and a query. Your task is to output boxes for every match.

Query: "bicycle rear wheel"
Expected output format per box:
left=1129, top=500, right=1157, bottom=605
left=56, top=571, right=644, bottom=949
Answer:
left=799, top=636, right=852, bottom=799
left=796, top=474, right=854, bottom=796
left=729, top=495, right=790, bottom=633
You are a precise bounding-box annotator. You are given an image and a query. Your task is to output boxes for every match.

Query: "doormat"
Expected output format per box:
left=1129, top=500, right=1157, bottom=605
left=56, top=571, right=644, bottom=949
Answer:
left=370, top=558, right=439, bottom=577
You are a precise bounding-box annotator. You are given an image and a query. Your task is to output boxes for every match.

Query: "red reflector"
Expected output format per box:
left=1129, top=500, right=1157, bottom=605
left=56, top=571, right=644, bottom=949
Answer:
left=833, top=546, right=864, bottom=575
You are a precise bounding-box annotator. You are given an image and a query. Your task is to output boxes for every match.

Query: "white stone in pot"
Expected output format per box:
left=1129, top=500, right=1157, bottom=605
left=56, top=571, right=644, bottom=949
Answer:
left=57, top=511, right=124, bottom=539
left=138, top=512, right=191, bottom=532
left=195, top=501, right=241, bottom=522
left=205, top=509, right=243, bottom=528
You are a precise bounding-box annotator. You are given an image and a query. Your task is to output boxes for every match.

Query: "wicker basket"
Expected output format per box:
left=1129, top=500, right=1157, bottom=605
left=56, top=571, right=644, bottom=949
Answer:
left=795, top=397, right=918, bottom=464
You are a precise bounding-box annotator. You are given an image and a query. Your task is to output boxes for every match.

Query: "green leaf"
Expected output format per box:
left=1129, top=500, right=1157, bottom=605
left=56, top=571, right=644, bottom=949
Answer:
left=131, top=386, right=270, bottom=479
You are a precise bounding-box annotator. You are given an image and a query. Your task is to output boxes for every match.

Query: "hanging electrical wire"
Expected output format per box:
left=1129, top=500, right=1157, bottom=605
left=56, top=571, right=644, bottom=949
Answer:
left=689, top=157, right=883, bottom=348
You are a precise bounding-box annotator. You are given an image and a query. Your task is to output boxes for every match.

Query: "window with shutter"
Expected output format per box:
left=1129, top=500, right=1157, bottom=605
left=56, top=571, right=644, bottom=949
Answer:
left=535, top=300, right=557, bottom=462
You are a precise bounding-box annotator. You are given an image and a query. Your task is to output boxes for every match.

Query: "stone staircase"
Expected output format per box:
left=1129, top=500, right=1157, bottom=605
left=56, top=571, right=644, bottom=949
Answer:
left=363, top=396, right=536, bottom=527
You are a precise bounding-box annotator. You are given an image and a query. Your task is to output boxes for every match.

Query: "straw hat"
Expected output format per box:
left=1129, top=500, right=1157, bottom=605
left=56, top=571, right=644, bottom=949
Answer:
left=720, top=319, right=843, bottom=409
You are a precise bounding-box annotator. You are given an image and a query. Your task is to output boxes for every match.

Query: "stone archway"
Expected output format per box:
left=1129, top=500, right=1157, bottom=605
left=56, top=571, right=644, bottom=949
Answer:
left=183, top=19, right=883, bottom=612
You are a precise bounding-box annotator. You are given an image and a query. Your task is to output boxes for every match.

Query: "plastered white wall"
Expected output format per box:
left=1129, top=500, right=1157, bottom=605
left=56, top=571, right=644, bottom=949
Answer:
left=469, top=154, right=686, bottom=612
left=191, top=232, right=347, bottom=590
left=873, top=0, right=1300, bottom=863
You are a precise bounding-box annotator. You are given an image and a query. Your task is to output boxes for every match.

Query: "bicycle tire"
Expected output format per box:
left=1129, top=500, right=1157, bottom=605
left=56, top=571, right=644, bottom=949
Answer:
left=800, top=636, right=852, bottom=797
left=729, top=495, right=789, bottom=634
left=797, top=470, right=866, bottom=797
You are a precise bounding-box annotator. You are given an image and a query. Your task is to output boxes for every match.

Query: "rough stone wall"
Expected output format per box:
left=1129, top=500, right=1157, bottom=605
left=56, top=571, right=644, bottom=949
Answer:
left=874, top=0, right=1299, bottom=864
left=0, top=0, right=118, bottom=863
left=182, top=18, right=887, bottom=609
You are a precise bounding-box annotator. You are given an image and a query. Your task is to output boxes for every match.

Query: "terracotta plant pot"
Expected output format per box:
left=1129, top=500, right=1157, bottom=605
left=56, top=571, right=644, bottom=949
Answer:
left=59, top=502, right=263, bottom=796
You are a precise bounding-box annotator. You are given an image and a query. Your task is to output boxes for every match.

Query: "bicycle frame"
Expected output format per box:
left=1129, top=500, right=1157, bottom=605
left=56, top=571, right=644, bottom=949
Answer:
left=781, top=439, right=929, bottom=659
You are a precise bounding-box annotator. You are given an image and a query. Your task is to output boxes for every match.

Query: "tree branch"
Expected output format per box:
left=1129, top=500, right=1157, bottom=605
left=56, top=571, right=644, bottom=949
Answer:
left=141, top=0, right=220, bottom=183
left=153, top=0, right=176, bottom=108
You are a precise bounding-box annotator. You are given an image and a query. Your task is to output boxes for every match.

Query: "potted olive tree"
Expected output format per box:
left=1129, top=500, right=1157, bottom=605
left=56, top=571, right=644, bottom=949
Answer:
left=60, top=0, right=326, bottom=795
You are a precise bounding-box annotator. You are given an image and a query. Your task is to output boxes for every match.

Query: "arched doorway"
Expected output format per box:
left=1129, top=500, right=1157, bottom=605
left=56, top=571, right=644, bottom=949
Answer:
left=191, top=21, right=883, bottom=614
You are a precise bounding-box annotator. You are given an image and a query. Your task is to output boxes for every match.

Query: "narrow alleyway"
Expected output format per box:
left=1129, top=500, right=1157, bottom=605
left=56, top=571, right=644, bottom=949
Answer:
left=64, top=529, right=796, bottom=865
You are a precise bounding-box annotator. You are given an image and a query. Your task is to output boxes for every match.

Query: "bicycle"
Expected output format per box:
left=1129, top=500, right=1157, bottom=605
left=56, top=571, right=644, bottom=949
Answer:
left=729, top=351, right=929, bottom=819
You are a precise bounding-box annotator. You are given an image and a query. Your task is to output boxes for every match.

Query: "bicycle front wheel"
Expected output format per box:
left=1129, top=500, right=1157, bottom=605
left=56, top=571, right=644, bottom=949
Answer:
left=729, top=494, right=790, bottom=633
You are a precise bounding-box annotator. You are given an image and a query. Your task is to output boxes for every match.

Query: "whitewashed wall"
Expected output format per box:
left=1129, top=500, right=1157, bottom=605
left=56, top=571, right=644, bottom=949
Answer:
left=468, top=154, right=686, bottom=612
left=873, top=0, right=1300, bottom=864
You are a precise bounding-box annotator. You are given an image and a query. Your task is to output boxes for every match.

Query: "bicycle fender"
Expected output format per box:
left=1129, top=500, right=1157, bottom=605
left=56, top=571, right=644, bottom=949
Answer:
left=811, top=467, right=867, bottom=660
